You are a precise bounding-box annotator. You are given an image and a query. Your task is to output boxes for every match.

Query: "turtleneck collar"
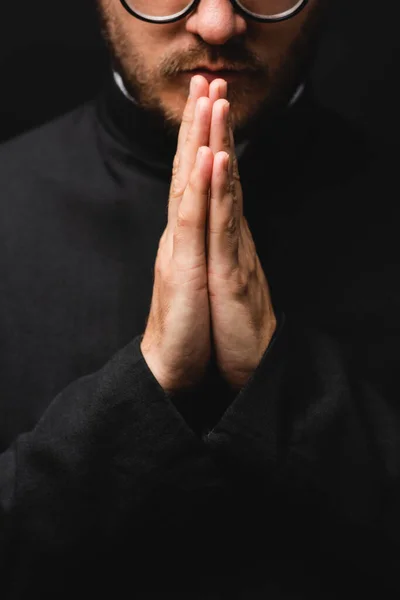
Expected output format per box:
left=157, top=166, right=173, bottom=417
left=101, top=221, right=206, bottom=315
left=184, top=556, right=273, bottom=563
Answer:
left=113, top=69, right=306, bottom=111
left=95, top=64, right=317, bottom=179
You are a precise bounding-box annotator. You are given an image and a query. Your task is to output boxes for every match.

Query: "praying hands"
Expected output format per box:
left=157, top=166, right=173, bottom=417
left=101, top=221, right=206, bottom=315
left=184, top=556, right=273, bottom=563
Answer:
left=141, top=74, right=277, bottom=394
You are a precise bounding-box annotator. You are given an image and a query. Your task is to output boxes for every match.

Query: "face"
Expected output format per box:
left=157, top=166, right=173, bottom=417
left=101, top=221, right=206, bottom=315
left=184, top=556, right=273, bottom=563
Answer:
left=96, top=0, right=325, bottom=139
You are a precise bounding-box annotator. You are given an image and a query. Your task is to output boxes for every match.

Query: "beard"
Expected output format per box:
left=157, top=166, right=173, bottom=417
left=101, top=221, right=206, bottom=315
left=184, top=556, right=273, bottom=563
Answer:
left=95, top=1, right=327, bottom=142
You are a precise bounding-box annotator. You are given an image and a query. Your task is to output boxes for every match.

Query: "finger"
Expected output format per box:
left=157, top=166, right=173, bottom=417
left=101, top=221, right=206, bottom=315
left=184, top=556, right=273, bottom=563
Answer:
left=168, top=95, right=212, bottom=231
left=209, top=98, right=231, bottom=159
left=173, top=146, right=214, bottom=265
left=227, top=110, right=242, bottom=202
left=168, top=75, right=209, bottom=227
left=176, top=75, right=209, bottom=159
left=210, top=101, right=243, bottom=219
left=206, top=97, right=230, bottom=252
left=208, top=150, right=239, bottom=272
left=208, top=78, right=228, bottom=105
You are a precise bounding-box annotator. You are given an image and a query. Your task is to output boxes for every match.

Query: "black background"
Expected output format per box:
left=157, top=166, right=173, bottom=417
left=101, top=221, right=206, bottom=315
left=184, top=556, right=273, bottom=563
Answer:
left=0, top=0, right=399, bottom=144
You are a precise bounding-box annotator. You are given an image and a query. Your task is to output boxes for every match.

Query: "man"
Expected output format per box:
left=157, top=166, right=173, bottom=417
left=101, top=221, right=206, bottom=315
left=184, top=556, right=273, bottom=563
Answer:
left=0, top=0, right=399, bottom=597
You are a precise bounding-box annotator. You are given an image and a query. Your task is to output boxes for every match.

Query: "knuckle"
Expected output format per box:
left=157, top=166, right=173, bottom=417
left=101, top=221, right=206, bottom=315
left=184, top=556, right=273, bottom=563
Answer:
left=232, top=261, right=257, bottom=297
left=181, top=109, right=193, bottom=126
left=158, top=231, right=170, bottom=257
left=154, top=260, right=165, bottom=285
left=169, top=178, right=185, bottom=201
left=156, top=238, right=172, bottom=268
left=224, top=215, right=237, bottom=236
left=172, top=153, right=180, bottom=178
left=169, top=155, right=187, bottom=200
left=173, top=222, right=187, bottom=248
left=155, top=250, right=166, bottom=273
left=189, top=166, right=199, bottom=185
left=234, top=274, right=250, bottom=297
left=169, top=186, right=183, bottom=202
left=155, top=260, right=175, bottom=294
left=210, top=215, right=237, bottom=238
left=228, top=178, right=236, bottom=195
left=185, top=122, right=197, bottom=146
left=249, top=255, right=258, bottom=274
left=176, top=211, right=195, bottom=230
left=159, top=228, right=168, bottom=246
left=185, top=176, right=198, bottom=199
left=161, top=262, right=174, bottom=285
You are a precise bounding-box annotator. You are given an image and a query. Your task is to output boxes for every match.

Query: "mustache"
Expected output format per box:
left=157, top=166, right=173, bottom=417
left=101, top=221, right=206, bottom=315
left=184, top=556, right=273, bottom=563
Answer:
left=160, top=41, right=265, bottom=76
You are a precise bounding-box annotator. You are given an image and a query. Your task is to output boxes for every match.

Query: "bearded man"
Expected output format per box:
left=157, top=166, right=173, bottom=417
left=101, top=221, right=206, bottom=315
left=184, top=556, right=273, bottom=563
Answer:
left=0, top=1, right=398, bottom=598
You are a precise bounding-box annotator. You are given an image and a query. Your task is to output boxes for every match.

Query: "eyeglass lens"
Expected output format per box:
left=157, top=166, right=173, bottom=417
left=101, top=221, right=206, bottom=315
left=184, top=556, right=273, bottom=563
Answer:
left=125, top=0, right=305, bottom=20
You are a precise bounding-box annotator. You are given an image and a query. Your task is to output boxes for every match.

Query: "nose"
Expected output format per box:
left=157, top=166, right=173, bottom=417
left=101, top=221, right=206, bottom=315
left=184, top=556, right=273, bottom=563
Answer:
left=185, top=0, right=248, bottom=45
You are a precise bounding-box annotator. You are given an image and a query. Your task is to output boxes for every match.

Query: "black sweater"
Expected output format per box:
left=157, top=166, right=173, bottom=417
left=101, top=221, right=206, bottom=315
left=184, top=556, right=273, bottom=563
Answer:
left=0, top=66, right=399, bottom=598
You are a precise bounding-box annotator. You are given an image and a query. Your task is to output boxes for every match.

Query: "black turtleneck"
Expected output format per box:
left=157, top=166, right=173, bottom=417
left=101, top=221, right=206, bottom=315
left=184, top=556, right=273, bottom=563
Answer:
left=0, top=66, right=399, bottom=599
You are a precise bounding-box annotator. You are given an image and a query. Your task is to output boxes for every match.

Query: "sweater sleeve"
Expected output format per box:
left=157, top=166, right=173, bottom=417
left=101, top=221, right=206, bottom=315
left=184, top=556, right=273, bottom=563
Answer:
left=0, top=335, right=231, bottom=597
left=203, top=314, right=400, bottom=594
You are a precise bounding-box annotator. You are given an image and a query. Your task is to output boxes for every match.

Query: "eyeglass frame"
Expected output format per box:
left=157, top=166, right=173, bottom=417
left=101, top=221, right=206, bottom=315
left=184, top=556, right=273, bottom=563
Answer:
left=119, top=0, right=310, bottom=25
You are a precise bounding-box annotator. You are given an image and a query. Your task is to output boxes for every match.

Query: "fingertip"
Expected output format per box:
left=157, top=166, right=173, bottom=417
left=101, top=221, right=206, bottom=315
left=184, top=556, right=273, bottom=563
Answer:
left=215, top=150, right=229, bottom=168
left=196, top=146, right=205, bottom=164
left=189, top=74, right=209, bottom=99
left=196, top=146, right=213, bottom=172
left=205, top=147, right=216, bottom=169
left=210, top=79, right=228, bottom=101
left=220, top=80, right=228, bottom=98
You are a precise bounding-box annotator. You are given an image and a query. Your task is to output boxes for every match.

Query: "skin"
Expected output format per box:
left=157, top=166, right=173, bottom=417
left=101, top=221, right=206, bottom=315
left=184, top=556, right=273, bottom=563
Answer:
left=96, top=0, right=328, bottom=389
left=96, top=0, right=327, bottom=140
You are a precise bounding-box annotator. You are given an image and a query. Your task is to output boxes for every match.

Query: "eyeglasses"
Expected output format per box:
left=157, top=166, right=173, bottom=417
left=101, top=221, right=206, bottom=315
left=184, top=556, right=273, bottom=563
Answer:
left=119, top=0, right=309, bottom=24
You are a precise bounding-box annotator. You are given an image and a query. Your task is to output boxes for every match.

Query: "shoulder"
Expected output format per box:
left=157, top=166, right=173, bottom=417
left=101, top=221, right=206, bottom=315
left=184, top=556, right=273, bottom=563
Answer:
left=0, top=98, right=108, bottom=259
left=0, top=100, right=101, bottom=201
left=0, top=97, right=111, bottom=238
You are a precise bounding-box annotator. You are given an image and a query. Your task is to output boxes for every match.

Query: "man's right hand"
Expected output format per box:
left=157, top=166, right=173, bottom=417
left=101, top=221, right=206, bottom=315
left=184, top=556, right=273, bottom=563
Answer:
left=141, top=76, right=214, bottom=394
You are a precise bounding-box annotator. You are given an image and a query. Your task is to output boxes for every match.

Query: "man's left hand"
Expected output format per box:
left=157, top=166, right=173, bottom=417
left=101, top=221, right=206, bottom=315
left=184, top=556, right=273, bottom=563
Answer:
left=207, top=79, right=277, bottom=392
